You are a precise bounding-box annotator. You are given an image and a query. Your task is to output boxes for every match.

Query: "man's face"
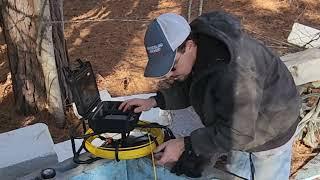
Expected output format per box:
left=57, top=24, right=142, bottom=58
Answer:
left=164, top=40, right=197, bottom=81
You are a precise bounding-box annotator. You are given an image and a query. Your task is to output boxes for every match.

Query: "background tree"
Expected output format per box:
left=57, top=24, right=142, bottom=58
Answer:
left=0, top=0, right=71, bottom=127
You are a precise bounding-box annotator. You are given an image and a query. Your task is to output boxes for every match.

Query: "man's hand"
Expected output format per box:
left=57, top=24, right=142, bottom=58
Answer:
left=118, top=98, right=157, bottom=113
left=154, top=138, right=185, bottom=166
left=168, top=137, right=208, bottom=178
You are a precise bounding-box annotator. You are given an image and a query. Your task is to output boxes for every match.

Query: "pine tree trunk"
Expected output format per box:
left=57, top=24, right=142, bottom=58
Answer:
left=0, top=0, right=70, bottom=127
left=48, top=0, right=72, bottom=107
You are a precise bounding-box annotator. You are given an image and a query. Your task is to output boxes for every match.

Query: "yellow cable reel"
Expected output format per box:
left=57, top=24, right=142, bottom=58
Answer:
left=84, top=121, right=165, bottom=160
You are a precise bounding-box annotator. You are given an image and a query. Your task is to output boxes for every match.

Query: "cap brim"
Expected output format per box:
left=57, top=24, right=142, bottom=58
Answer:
left=144, top=51, right=175, bottom=78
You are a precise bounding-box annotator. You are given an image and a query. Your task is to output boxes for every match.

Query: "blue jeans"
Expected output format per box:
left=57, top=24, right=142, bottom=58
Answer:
left=226, top=136, right=294, bottom=180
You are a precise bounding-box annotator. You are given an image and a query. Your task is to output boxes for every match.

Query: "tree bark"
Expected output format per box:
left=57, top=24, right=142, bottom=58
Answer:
left=48, top=0, right=72, bottom=107
left=0, top=0, right=70, bottom=127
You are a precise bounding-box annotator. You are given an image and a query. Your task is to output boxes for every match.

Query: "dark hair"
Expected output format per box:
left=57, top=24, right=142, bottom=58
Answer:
left=177, top=32, right=198, bottom=53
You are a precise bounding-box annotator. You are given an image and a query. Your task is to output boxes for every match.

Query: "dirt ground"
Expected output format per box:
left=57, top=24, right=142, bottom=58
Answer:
left=1, top=0, right=320, bottom=177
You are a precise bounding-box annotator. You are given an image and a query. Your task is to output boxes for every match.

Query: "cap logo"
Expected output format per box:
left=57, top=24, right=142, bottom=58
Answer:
left=147, top=43, right=163, bottom=54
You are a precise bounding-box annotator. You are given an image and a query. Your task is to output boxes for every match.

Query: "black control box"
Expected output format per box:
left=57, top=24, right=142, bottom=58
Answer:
left=64, top=59, right=140, bottom=134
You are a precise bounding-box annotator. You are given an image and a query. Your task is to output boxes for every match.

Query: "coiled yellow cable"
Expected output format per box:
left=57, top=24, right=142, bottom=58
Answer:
left=83, top=121, right=165, bottom=160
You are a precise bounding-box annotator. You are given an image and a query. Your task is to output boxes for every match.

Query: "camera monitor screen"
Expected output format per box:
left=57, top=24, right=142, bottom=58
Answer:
left=74, top=68, right=100, bottom=116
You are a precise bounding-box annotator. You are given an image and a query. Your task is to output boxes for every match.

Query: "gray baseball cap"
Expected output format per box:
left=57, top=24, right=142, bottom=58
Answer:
left=144, top=13, right=191, bottom=78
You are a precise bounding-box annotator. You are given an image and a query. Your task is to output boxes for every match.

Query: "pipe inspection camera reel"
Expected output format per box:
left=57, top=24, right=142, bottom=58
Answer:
left=64, top=59, right=174, bottom=164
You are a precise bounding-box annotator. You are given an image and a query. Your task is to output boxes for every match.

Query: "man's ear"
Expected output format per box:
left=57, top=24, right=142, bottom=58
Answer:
left=185, top=40, right=197, bottom=64
left=185, top=40, right=196, bottom=51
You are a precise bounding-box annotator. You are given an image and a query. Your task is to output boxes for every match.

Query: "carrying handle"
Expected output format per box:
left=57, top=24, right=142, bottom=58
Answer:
left=76, top=59, right=85, bottom=67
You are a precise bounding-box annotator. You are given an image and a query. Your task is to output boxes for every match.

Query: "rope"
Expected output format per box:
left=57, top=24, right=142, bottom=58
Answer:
left=148, top=133, right=157, bottom=180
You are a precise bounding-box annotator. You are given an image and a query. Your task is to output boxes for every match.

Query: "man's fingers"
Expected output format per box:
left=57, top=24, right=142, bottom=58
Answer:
left=119, top=98, right=153, bottom=112
left=154, top=142, right=168, bottom=165
left=134, top=106, right=145, bottom=113
left=156, top=150, right=169, bottom=166
left=123, top=103, right=131, bottom=112
left=118, top=101, right=127, bottom=110
left=154, top=142, right=167, bottom=153
left=154, top=152, right=163, bottom=160
left=122, top=100, right=136, bottom=112
left=156, top=155, right=168, bottom=166
left=124, top=99, right=143, bottom=112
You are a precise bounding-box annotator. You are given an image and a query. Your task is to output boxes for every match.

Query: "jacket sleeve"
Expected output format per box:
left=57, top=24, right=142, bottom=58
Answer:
left=153, top=77, right=192, bottom=110
left=190, top=64, right=264, bottom=156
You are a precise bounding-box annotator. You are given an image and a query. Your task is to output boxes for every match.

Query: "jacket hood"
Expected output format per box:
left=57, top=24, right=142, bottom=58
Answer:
left=190, top=11, right=242, bottom=81
left=190, top=11, right=243, bottom=67
left=190, top=11, right=242, bottom=41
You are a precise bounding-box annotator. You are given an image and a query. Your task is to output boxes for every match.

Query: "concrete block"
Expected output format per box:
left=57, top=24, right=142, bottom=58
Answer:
left=54, top=139, right=84, bottom=162
left=0, top=123, right=58, bottom=179
left=281, top=48, right=320, bottom=85
left=287, top=23, right=320, bottom=48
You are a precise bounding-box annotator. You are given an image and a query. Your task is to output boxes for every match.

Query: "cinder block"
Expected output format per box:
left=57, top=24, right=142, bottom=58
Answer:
left=54, top=139, right=84, bottom=162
